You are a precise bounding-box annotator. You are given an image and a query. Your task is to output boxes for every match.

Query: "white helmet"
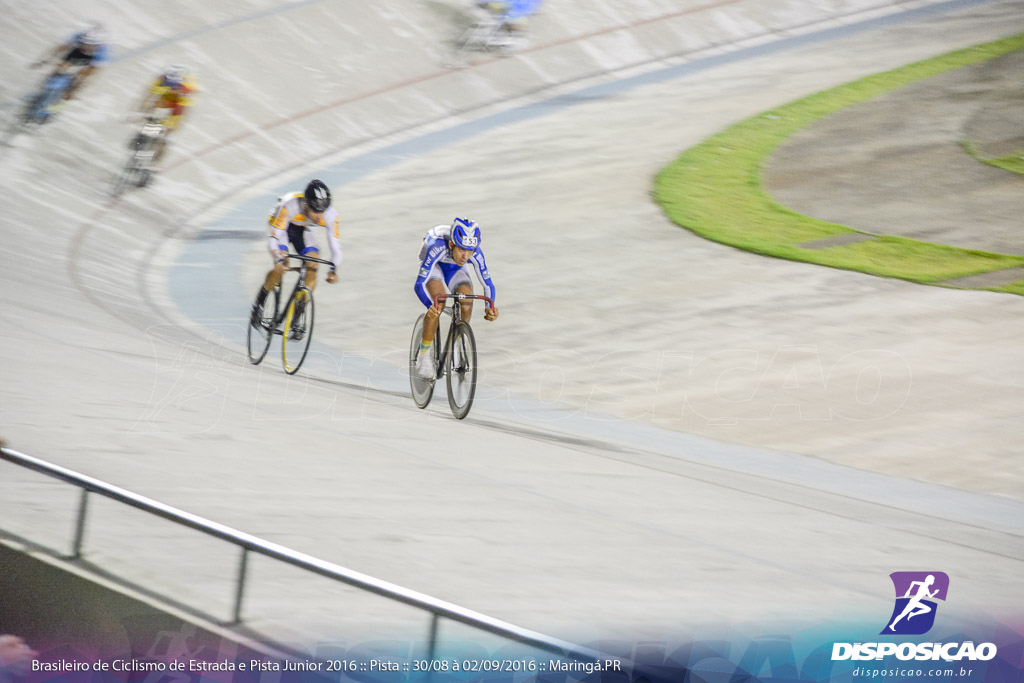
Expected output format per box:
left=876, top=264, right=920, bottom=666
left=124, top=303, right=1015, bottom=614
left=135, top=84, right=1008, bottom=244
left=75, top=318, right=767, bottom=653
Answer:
left=79, top=22, right=107, bottom=46
left=163, top=64, right=188, bottom=87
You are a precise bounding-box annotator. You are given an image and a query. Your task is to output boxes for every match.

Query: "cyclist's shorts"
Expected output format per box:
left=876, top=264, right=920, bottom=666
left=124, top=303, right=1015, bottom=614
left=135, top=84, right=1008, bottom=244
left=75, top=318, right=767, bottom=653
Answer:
left=281, top=223, right=319, bottom=256
left=424, top=260, right=473, bottom=292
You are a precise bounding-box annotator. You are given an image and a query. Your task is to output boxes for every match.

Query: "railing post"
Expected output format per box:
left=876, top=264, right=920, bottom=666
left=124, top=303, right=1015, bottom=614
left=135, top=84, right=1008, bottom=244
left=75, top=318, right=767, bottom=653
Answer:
left=424, top=613, right=440, bottom=683
left=232, top=547, right=249, bottom=623
left=2, top=448, right=600, bottom=665
left=71, top=489, right=89, bottom=559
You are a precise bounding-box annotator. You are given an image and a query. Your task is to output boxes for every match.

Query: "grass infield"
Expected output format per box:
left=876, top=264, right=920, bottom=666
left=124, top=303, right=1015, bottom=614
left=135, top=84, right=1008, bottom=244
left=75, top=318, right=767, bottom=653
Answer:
left=654, top=34, right=1024, bottom=290
left=961, top=140, right=1024, bottom=176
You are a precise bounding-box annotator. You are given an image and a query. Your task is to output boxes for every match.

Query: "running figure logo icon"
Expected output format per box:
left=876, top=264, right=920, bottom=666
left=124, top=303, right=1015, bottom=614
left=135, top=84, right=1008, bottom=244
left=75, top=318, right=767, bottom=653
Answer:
left=881, top=572, right=949, bottom=635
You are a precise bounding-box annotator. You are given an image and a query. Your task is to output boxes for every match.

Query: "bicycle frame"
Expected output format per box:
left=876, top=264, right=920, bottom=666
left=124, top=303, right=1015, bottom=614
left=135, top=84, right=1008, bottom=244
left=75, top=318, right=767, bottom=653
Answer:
left=271, top=253, right=334, bottom=331
left=133, top=115, right=166, bottom=154
left=409, top=292, right=492, bottom=418
left=112, top=115, right=167, bottom=195
left=25, top=71, right=73, bottom=124
left=431, top=293, right=494, bottom=378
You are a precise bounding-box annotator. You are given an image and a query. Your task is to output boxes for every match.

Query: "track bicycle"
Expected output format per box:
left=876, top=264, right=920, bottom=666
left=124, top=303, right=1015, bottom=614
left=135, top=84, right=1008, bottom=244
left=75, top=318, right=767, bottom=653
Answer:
left=112, top=113, right=167, bottom=196
left=4, top=68, right=74, bottom=143
left=409, top=293, right=493, bottom=419
left=443, top=8, right=516, bottom=68
left=246, top=253, right=333, bottom=374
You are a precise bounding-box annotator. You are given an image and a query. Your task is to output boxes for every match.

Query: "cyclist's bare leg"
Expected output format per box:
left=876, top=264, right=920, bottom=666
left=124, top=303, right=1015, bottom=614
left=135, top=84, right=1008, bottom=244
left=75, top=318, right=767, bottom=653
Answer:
left=455, top=282, right=474, bottom=321
left=262, top=261, right=287, bottom=293
left=421, top=280, right=446, bottom=345
left=65, top=65, right=95, bottom=100
left=304, top=249, right=320, bottom=290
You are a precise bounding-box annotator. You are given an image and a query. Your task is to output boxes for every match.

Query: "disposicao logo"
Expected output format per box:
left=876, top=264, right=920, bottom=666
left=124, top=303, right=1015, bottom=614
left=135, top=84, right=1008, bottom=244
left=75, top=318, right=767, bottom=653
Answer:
left=831, top=572, right=997, bottom=662
left=881, top=571, right=948, bottom=635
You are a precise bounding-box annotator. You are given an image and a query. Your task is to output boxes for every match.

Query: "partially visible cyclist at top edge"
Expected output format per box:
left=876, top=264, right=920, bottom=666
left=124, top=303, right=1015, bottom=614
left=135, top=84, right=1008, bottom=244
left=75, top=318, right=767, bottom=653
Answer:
left=250, top=179, right=342, bottom=326
left=29, top=23, right=109, bottom=109
left=413, top=218, right=498, bottom=379
left=131, top=65, right=197, bottom=171
left=476, top=0, right=543, bottom=51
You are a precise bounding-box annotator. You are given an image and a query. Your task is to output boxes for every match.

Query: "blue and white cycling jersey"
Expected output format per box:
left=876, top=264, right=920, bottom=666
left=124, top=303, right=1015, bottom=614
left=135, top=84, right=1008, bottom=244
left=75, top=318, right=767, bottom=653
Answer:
left=414, top=224, right=496, bottom=308
left=503, top=0, right=542, bottom=20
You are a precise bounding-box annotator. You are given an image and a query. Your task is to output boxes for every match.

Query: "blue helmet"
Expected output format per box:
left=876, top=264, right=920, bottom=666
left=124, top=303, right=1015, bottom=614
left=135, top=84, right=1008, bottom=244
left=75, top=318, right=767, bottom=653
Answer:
left=450, top=217, right=481, bottom=251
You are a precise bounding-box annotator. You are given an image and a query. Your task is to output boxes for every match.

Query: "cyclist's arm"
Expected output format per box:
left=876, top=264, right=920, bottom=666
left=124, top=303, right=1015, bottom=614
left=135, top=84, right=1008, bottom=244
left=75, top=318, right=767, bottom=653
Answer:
left=137, top=82, right=160, bottom=113
left=414, top=242, right=446, bottom=308
left=470, top=250, right=496, bottom=305
left=267, top=228, right=288, bottom=261
left=325, top=211, right=343, bottom=272
left=91, top=44, right=110, bottom=66
left=267, top=202, right=290, bottom=260
left=32, top=43, right=68, bottom=68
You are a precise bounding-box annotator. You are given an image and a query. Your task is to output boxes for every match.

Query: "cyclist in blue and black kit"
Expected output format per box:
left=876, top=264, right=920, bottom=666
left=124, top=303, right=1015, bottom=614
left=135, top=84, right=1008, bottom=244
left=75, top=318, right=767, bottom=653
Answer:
left=30, top=23, right=109, bottom=111
left=414, top=218, right=498, bottom=379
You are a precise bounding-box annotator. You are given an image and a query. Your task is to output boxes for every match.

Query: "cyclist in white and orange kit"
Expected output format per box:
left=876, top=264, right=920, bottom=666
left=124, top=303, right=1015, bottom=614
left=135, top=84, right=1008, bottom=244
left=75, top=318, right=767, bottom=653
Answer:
left=250, top=179, right=341, bottom=326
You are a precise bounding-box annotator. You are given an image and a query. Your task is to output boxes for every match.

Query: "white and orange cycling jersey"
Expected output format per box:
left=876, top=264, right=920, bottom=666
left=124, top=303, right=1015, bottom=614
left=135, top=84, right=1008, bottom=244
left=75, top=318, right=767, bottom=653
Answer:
left=266, top=192, right=343, bottom=271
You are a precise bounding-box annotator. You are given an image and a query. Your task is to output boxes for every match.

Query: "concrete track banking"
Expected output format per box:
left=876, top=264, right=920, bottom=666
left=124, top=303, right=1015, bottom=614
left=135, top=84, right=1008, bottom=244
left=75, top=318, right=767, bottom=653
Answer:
left=0, top=0, right=1021, bottom=648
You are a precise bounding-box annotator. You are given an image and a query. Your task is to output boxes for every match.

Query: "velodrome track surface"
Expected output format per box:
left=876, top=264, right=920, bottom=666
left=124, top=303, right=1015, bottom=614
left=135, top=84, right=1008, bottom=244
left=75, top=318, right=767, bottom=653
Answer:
left=1, top=0, right=1023, bottom=649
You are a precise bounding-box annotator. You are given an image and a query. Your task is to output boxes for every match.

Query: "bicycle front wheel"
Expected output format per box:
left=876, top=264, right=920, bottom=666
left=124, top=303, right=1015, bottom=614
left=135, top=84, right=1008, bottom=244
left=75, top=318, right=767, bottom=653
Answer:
left=409, top=314, right=436, bottom=409
left=282, top=288, right=314, bottom=375
left=246, top=285, right=279, bottom=365
left=446, top=321, right=478, bottom=420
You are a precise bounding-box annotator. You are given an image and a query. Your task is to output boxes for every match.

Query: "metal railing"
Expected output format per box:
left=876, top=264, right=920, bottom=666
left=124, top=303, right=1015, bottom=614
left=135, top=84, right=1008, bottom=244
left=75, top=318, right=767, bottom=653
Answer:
left=0, top=446, right=602, bottom=664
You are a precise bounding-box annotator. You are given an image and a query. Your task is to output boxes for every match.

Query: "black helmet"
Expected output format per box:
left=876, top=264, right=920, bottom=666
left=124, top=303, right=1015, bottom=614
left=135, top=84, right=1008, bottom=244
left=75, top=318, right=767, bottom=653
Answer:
left=304, top=179, right=331, bottom=213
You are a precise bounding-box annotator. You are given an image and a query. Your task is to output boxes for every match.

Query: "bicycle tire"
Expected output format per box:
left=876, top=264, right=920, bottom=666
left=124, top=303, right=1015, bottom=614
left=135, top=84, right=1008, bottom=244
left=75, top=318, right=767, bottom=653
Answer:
left=3, top=117, right=23, bottom=145
left=282, top=287, right=314, bottom=375
left=29, top=82, right=63, bottom=126
left=25, top=93, right=48, bottom=126
left=446, top=321, right=478, bottom=420
left=111, top=158, right=138, bottom=197
left=409, top=314, right=437, bottom=408
left=246, top=285, right=279, bottom=365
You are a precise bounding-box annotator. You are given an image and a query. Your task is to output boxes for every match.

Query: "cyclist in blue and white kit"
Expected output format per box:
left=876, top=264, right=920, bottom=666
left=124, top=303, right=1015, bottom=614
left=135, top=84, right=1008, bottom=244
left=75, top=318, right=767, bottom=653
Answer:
left=414, top=218, right=498, bottom=379
left=477, top=0, right=542, bottom=50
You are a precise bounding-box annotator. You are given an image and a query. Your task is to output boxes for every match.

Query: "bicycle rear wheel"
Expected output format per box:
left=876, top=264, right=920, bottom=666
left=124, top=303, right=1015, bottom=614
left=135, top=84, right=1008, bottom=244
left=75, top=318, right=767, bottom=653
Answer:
left=446, top=321, right=478, bottom=420
left=112, top=157, right=140, bottom=197
left=3, top=116, right=24, bottom=145
left=246, top=285, right=279, bottom=365
left=25, top=93, right=48, bottom=125
left=282, top=287, right=314, bottom=375
left=409, top=314, right=437, bottom=408
left=30, top=82, right=64, bottom=125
